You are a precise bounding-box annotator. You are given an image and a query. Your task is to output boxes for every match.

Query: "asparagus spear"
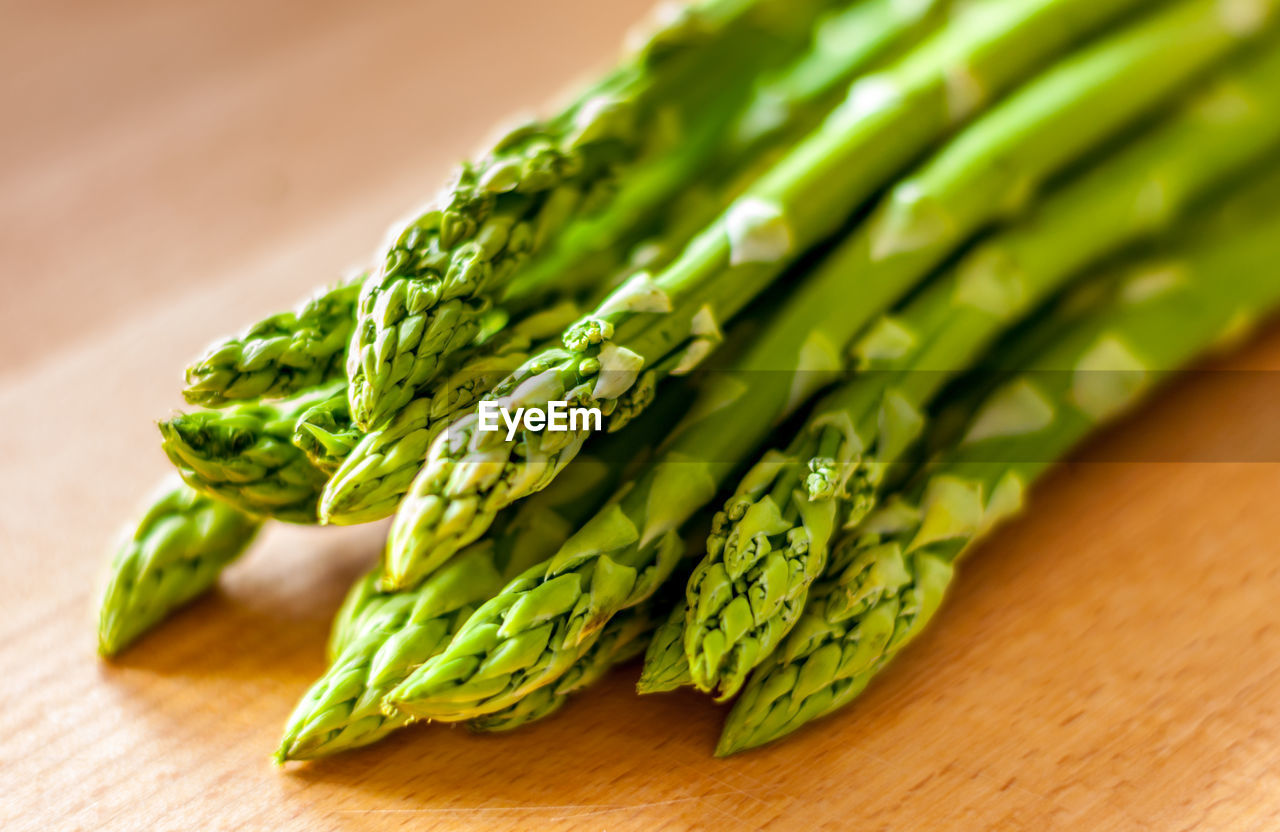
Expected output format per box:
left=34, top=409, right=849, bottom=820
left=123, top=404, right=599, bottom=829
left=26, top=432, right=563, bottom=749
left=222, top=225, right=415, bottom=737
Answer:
left=468, top=600, right=657, bottom=733
left=159, top=383, right=342, bottom=524
left=382, top=0, right=1153, bottom=590
left=98, top=477, right=263, bottom=656
left=183, top=277, right=362, bottom=407
left=719, top=179, right=1280, bottom=754
left=276, top=394, right=682, bottom=761
left=683, top=28, right=1280, bottom=699
left=346, top=0, right=848, bottom=430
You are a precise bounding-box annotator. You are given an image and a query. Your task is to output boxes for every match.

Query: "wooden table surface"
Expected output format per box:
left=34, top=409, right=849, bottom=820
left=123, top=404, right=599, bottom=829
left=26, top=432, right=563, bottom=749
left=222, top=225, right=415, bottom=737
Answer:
left=4, top=2, right=1280, bottom=829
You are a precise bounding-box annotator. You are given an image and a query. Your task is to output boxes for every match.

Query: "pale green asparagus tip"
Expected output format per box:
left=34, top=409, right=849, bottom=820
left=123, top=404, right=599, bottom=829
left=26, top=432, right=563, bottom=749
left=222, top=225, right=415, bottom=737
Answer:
left=98, top=478, right=262, bottom=656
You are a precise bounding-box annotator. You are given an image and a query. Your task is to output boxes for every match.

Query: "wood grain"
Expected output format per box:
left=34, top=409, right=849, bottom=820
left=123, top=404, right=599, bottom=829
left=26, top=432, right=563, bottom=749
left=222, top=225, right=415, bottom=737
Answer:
left=3, top=2, right=1280, bottom=830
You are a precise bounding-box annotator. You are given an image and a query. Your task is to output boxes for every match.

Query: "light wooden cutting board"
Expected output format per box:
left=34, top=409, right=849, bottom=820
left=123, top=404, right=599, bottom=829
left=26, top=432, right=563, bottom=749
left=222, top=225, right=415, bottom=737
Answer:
left=4, top=1, right=1280, bottom=829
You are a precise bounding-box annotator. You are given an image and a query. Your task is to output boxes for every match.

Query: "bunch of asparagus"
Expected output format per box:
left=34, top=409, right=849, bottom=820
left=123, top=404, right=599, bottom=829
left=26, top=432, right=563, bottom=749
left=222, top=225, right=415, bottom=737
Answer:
left=99, top=0, right=1280, bottom=760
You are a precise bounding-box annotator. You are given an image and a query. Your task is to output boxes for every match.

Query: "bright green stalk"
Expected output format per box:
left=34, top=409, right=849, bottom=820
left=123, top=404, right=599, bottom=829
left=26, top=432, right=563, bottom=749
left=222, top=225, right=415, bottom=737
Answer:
left=683, top=27, right=1280, bottom=699
left=183, top=276, right=362, bottom=407
left=637, top=599, right=695, bottom=694
left=719, top=183, right=1280, bottom=754
left=276, top=399, right=681, bottom=762
left=468, top=600, right=656, bottom=733
left=382, top=0, right=1153, bottom=590
left=160, top=383, right=341, bottom=524
left=346, top=0, right=847, bottom=431
left=98, top=477, right=263, bottom=656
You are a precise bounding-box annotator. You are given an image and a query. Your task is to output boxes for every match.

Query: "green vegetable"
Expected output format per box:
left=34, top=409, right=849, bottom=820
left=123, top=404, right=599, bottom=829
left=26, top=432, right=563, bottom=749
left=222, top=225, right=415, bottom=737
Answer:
left=160, top=384, right=341, bottom=524
left=98, top=478, right=263, bottom=656
left=684, top=20, right=1280, bottom=700
left=183, top=276, right=362, bottom=407
left=719, top=176, right=1280, bottom=754
left=382, top=0, right=1152, bottom=590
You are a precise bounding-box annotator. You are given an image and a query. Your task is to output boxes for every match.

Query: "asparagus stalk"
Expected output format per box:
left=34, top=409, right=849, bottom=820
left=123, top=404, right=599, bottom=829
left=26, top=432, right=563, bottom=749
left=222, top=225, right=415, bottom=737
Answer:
left=378, top=254, right=880, bottom=721
left=192, top=4, right=767, bottom=418
left=276, top=393, right=683, bottom=761
left=98, top=478, right=263, bottom=656
left=382, top=0, right=1153, bottom=590
left=319, top=179, right=735, bottom=527
left=683, top=27, right=1280, bottom=699
left=183, top=277, right=363, bottom=407
left=346, top=0, right=849, bottom=430
left=159, top=383, right=342, bottom=524
left=468, top=600, right=657, bottom=733
left=719, top=178, right=1280, bottom=754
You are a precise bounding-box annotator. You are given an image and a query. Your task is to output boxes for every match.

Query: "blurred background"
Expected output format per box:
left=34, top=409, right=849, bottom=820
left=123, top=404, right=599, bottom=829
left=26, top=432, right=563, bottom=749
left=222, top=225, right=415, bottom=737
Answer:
left=0, top=0, right=651, bottom=369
